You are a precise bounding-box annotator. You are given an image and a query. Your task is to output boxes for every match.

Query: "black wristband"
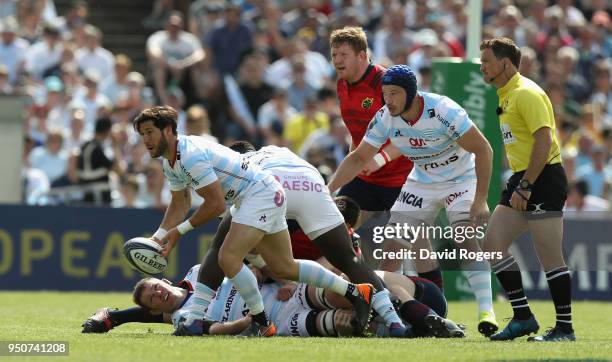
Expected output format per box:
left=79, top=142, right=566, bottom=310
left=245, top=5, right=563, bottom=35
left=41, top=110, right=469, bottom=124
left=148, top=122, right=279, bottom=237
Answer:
left=514, top=187, right=530, bottom=202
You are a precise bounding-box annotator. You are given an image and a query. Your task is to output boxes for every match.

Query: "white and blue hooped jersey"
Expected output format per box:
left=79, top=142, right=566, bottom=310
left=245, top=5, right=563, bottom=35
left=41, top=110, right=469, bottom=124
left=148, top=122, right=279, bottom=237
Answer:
left=205, top=279, right=284, bottom=325
left=171, top=266, right=283, bottom=329
left=243, top=145, right=319, bottom=173
left=162, top=136, right=270, bottom=205
left=364, top=92, right=476, bottom=183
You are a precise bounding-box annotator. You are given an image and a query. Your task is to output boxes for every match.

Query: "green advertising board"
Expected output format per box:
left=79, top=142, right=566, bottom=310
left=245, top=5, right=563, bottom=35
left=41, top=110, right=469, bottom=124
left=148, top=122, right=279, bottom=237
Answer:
left=430, top=58, right=503, bottom=301
left=430, top=57, right=504, bottom=206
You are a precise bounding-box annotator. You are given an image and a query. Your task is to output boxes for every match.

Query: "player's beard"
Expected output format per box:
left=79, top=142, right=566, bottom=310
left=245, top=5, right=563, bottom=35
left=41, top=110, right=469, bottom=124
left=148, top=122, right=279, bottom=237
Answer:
left=152, top=135, right=169, bottom=158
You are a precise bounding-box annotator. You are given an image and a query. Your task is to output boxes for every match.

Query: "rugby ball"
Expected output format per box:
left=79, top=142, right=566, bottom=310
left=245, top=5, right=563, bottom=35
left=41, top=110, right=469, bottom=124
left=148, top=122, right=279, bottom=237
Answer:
left=124, top=237, right=168, bottom=275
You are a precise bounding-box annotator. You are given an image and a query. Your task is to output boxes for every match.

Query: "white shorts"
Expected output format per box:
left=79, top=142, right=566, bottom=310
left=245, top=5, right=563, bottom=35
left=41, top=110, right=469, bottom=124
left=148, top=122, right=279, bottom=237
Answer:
left=231, top=175, right=288, bottom=234
left=275, top=283, right=315, bottom=337
left=273, top=167, right=344, bottom=239
left=389, top=179, right=476, bottom=226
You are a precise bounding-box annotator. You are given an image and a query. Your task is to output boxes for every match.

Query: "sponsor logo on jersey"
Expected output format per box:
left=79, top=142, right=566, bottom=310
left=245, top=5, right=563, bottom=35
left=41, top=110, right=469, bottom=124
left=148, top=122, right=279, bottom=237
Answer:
left=406, top=144, right=455, bottom=161
left=281, top=180, right=323, bottom=192
left=427, top=108, right=436, bottom=118
left=222, top=287, right=238, bottom=322
left=290, top=313, right=300, bottom=336
left=501, top=123, right=516, bottom=144
left=179, top=163, right=200, bottom=186
left=397, top=191, right=423, bottom=208
left=409, top=138, right=426, bottom=147
left=259, top=215, right=267, bottom=223
left=361, top=97, right=374, bottom=110
left=444, top=189, right=469, bottom=205
left=225, top=189, right=235, bottom=200
left=422, top=154, right=459, bottom=170
left=436, top=113, right=450, bottom=128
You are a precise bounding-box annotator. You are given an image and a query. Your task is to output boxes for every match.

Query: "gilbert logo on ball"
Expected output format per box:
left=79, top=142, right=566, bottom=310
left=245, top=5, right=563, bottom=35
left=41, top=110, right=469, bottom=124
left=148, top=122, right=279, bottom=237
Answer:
left=124, top=237, right=168, bottom=275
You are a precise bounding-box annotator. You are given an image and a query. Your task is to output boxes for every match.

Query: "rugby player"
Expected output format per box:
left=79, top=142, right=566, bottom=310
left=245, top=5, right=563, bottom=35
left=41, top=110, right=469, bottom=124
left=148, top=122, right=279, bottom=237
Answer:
left=328, top=65, right=499, bottom=336
left=331, top=26, right=413, bottom=227
left=331, top=26, right=445, bottom=302
left=133, top=106, right=373, bottom=337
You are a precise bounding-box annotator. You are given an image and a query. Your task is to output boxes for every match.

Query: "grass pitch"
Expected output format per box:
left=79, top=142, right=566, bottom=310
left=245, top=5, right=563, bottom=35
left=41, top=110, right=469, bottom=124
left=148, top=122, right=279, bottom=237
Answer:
left=1, top=292, right=611, bottom=361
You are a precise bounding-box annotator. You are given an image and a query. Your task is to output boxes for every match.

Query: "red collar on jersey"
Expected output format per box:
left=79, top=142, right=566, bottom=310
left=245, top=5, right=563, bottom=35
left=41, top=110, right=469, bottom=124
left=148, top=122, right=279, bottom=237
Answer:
left=176, top=279, right=193, bottom=292
left=403, top=95, right=424, bottom=126
left=169, top=139, right=179, bottom=168
left=349, top=64, right=374, bottom=86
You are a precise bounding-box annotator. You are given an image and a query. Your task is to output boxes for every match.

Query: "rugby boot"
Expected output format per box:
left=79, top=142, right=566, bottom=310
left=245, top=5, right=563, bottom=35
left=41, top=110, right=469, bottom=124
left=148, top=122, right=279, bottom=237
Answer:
left=490, top=315, right=539, bottom=341
left=478, top=311, right=499, bottom=337
left=349, top=283, right=374, bottom=336
left=528, top=327, right=576, bottom=342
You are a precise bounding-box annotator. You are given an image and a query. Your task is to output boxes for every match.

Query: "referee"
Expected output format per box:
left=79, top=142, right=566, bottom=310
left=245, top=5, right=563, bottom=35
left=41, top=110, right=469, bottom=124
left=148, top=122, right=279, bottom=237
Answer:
left=479, top=37, right=574, bottom=342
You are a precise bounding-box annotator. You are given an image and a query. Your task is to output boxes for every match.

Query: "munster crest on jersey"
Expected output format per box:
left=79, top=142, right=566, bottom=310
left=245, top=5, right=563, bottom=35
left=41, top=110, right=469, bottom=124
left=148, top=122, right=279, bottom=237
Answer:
left=361, top=97, right=374, bottom=109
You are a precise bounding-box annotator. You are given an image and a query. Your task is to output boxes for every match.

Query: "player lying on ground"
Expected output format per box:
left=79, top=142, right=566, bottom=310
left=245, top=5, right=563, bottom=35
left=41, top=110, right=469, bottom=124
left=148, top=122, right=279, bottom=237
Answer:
left=82, top=264, right=463, bottom=338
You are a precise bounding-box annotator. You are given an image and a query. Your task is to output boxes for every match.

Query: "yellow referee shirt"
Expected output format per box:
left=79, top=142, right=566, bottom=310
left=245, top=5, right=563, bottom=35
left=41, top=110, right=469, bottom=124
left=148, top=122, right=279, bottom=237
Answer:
left=497, top=73, right=562, bottom=173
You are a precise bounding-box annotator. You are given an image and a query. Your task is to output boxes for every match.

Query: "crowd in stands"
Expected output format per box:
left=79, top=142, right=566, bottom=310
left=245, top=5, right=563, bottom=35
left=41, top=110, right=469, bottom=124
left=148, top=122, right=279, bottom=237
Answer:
left=1, top=0, right=610, bottom=216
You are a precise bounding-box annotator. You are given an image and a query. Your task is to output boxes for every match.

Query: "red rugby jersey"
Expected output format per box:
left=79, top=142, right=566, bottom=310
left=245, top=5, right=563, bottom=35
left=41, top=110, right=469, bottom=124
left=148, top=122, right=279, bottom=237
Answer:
left=290, top=227, right=322, bottom=260
left=337, top=64, right=413, bottom=187
left=289, top=223, right=361, bottom=261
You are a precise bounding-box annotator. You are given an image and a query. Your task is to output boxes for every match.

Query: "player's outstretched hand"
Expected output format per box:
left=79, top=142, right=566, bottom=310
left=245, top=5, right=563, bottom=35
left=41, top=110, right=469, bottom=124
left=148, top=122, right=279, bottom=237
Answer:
left=276, top=282, right=297, bottom=301
left=81, top=307, right=116, bottom=333
left=160, top=228, right=182, bottom=258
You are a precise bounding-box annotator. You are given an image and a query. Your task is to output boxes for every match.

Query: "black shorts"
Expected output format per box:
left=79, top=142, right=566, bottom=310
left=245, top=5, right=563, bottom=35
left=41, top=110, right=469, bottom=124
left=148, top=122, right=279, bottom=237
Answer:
left=499, top=163, right=568, bottom=218
left=338, top=177, right=402, bottom=211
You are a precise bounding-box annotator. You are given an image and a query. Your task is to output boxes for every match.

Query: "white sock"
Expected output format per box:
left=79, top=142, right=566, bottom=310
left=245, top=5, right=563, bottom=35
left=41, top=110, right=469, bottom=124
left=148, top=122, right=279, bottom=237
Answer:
left=463, top=260, right=494, bottom=314
left=229, top=264, right=265, bottom=315
left=372, top=289, right=405, bottom=327
left=189, top=282, right=216, bottom=318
